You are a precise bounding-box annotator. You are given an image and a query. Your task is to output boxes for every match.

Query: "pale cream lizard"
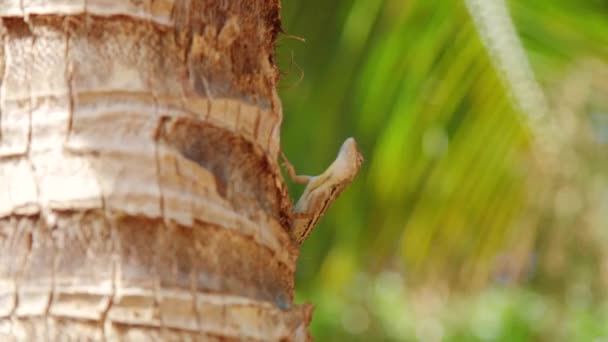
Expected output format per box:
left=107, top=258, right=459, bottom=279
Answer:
left=281, top=137, right=363, bottom=245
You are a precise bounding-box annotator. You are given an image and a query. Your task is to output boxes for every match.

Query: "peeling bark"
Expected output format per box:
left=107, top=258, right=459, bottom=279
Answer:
left=0, top=1, right=310, bottom=340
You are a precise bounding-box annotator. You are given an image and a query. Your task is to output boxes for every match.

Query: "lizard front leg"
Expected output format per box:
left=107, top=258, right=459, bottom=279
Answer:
left=280, top=152, right=312, bottom=184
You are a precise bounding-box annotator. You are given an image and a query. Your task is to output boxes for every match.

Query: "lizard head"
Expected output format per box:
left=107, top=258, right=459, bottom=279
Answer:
left=339, top=137, right=364, bottom=176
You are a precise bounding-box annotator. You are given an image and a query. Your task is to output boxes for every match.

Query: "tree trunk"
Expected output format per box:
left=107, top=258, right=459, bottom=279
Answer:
left=0, top=1, right=310, bottom=340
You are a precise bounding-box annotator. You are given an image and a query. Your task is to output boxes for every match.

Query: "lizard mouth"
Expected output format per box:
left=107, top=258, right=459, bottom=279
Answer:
left=355, top=147, right=364, bottom=169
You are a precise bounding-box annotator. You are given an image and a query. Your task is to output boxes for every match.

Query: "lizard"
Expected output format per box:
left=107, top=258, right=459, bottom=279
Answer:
left=281, top=137, right=363, bottom=245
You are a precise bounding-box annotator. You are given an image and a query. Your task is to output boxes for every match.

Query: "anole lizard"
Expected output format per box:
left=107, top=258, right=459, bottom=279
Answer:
left=281, top=137, right=363, bottom=245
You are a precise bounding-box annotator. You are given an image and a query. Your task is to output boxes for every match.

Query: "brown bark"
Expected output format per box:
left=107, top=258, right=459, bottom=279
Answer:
left=0, top=1, right=310, bottom=340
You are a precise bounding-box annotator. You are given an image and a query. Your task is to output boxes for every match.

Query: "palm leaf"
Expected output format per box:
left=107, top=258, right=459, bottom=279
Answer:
left=279, top=0, right=608, bottom=338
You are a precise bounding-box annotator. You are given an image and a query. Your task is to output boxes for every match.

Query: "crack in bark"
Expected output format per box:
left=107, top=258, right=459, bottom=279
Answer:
left=63, top=17, right=75, bottom=149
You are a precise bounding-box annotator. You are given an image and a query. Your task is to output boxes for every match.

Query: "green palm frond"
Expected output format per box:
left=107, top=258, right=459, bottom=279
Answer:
left=279, top=0, right=608, bottom=338
left=281, top=0, right=530, bottom=289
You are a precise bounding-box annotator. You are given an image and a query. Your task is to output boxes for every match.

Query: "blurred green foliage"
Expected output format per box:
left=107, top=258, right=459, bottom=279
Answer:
left=277, top=0, right=608, bottom=340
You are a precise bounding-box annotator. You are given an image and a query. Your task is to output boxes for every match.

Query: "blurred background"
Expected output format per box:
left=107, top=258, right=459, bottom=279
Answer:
left=277, top=0, right=608, bottom=341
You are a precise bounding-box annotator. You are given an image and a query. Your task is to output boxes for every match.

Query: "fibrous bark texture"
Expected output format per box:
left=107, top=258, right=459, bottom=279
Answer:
left=0, top=1, right=310, bottom=340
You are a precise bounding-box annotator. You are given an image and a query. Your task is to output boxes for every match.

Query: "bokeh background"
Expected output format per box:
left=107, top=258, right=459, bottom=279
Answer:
left=277, top=0, right=608, bottom=341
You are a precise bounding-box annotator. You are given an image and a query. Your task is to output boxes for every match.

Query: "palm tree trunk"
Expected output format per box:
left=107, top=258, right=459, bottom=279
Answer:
left=0, top=1, right=310, bottom=340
